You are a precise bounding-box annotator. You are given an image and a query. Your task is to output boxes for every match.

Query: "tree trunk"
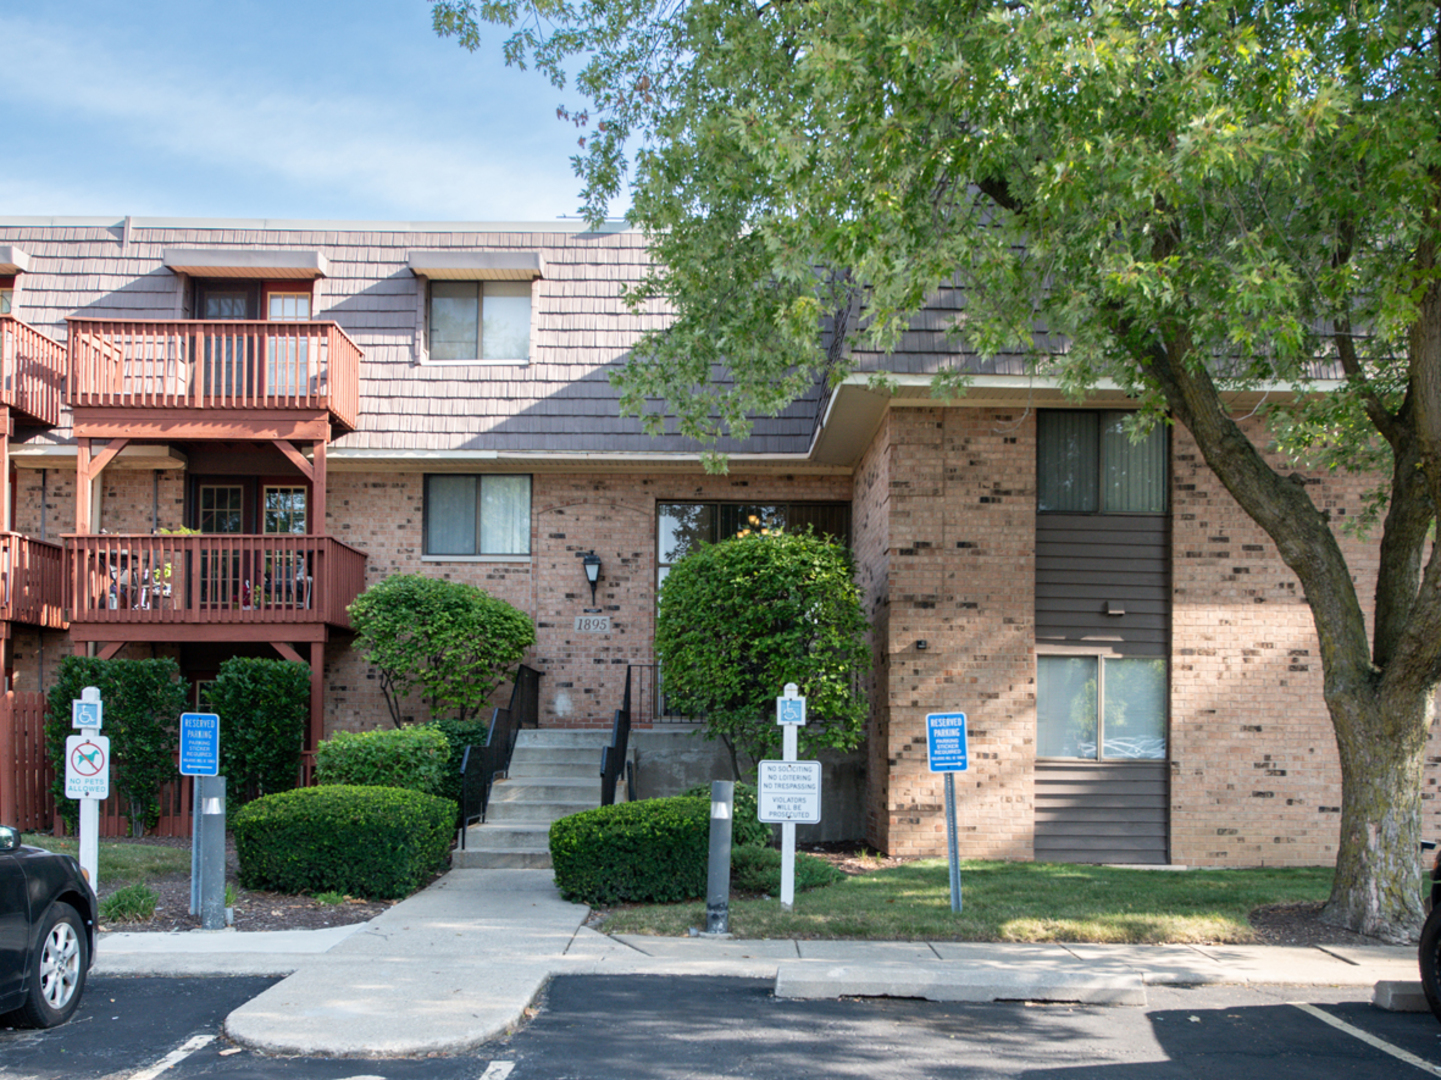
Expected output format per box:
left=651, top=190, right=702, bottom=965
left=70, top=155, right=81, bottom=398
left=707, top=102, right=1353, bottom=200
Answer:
left=1321, top=684, right=1431, bottom=942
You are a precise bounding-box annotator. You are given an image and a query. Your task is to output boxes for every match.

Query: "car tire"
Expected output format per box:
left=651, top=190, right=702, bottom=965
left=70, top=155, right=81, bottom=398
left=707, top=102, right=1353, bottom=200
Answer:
left=1421, top=903, right=1441, bottom=1023
left=13, top=903, right=88, bottom=1029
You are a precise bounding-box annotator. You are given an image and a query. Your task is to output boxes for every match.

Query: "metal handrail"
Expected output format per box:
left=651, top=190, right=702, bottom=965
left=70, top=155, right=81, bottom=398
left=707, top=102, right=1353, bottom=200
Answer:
left=600, top=665, right=633, bottom=807
left=458, top=664, right=542, bottom=844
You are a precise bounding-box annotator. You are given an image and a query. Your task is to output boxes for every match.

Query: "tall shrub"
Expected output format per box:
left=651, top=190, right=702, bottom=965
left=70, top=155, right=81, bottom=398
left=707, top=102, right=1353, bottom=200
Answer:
left=348, top=574, right=535, bottom=726
left=314, top=726, right=451, bottom=798
left=208, top=657, right=309, bottom=803
left=45, top=656, right=187, bottom=836
left=655, top=530, right=870, bottom=777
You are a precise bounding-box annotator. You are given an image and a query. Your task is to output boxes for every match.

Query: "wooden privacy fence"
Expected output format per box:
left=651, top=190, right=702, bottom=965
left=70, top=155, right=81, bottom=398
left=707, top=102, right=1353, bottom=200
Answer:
left=0, top=691, right=53, bottom=833
left=1, top=691, right=194, bottom=838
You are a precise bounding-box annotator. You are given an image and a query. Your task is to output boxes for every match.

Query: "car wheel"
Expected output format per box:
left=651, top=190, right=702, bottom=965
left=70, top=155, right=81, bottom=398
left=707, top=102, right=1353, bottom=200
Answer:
left=14, top=903, right=88, bottom=1029
left=1421, top=904, right=1441, bottom=1023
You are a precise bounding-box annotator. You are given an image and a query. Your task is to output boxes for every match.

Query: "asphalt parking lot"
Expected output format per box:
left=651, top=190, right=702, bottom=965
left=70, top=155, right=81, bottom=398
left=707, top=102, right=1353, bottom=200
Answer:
left=1, top=975, right=1439, bottom=1080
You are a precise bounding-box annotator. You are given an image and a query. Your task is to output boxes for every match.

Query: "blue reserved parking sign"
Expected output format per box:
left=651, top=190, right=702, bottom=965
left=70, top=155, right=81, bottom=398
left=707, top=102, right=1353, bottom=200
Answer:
left=926, top=713, right=969, bottom=772
left=179, top=712, right=221, bottom=777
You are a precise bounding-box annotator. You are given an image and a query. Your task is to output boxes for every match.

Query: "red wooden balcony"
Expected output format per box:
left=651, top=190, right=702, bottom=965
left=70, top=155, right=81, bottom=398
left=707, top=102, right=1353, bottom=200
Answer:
left=65, top=534, right=366, bottom=635
left=0, top=534, right=66, bottom=630
left=66, top=318, right=360, bottom=439
left=0, top=316, right=65, bottom=428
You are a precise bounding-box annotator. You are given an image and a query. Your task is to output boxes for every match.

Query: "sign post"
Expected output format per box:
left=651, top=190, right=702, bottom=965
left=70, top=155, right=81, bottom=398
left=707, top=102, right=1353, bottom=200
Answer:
left=926, top=712, right=969, bottom=913
left=758, top=683, right=822, bottom=911
left=66, top=687, right=107, bottom=889
left=179, top=712, right=225, bottom=930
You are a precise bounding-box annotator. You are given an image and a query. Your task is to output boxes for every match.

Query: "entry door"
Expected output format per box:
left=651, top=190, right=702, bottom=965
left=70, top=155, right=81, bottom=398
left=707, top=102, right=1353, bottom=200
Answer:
left=196, top=283, right=258, bottom=398
left=198, top=484, right=245, bottom=607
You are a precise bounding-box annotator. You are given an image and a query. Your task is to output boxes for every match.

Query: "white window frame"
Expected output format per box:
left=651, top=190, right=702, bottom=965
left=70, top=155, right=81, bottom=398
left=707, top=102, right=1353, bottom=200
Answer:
left=422, top=280, right=533, bottom=366
left=422, top=474, right=532, bottom=559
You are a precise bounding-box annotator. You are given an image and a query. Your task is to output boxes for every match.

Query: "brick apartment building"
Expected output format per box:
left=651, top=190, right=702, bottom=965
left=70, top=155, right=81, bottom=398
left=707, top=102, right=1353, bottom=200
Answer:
left=0, top=215, right=1426, bottom=867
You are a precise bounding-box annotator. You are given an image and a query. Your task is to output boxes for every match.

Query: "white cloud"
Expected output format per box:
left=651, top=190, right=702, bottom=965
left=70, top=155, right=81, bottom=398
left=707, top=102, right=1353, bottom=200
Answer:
left=0, top=8, right=592, bottom=220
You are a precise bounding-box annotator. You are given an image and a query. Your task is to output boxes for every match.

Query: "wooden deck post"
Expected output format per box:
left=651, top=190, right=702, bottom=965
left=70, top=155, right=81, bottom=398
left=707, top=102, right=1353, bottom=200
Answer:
left=309, top=640, right=324, bottom=752
left=311, top=440, right=326, bottom=537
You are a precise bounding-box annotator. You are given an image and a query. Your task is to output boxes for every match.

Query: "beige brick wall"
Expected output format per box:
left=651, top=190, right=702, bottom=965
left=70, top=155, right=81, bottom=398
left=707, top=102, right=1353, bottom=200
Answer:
left=866, top=407, right=1037, bottom=859
left=1168, top=419, right=1399, bottom=867
left=324, top=467, right=851, bottom=737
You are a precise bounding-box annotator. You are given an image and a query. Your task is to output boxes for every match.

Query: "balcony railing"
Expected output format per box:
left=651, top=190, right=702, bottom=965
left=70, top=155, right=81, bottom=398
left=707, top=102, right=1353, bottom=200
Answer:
left=66, top=318, right=360, bottom=433
left=66, top=534, right=367, bottom=628
left=0, top=316, right=65, bottom=428
left=0, top=534, right=65, bottom=629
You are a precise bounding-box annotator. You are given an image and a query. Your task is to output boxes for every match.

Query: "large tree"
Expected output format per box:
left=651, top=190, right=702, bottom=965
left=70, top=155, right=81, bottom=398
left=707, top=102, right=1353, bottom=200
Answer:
left=436, top=0, right=1441, bottom=941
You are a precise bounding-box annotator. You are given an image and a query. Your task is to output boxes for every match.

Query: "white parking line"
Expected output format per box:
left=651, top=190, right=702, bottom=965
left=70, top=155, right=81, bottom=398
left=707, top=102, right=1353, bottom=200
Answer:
left=480, top=1063, right=516, bottom=1080
left=1290, top=1001, right=1441, bottom=1076
left=126, top=1034, right=215, bottom=1080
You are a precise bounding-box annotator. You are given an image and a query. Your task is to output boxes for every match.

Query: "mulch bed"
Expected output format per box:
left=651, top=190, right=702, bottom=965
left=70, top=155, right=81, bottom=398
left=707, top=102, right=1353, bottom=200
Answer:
left=94, top=836, right=395, bottom=933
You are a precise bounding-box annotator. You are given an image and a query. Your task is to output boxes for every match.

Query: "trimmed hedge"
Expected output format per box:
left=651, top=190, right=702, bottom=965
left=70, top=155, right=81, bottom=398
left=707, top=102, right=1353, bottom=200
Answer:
left=209, top=657, right=309, bottom=803
left=233, top=785, right=456, bottom=899
left=314, top=726, right=451, bottom=797
left=551, top=796, right=714, bottom=905
left=679, top=781, right=772, bottom=849
left=45, top=656, right=187, bottom=835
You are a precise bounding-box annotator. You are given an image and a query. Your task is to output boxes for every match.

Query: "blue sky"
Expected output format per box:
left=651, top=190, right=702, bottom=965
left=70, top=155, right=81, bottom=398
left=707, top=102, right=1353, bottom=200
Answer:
left=0, top=1, right=603, bottom=222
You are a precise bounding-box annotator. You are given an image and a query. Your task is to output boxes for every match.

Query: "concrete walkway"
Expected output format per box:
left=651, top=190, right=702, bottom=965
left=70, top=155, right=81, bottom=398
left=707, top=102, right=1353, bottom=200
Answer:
left=91, top=869, right=1427, bottom=1058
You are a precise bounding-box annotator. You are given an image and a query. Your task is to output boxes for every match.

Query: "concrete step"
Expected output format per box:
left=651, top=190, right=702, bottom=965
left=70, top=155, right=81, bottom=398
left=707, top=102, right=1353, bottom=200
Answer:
left=452, top=845, right=551, bottom=870
left=515, top=730, right=613, bottom=750
left=482, top=799, right=596, bottom=824
left=507, top=761, right=602, bottom=779
left=489, top=777, right=603, bottom=802
left=507, top=746, right=605, bottom=768
left=458, top=823, right=553, bottom=850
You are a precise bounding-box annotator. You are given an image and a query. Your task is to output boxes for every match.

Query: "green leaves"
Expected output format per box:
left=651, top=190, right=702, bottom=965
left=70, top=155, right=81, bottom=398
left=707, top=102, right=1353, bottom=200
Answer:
left=348, top=574, right=535, bottom=726
left=655, top=530, right=870, bottom=772
left=210, top=657, right=309, bottom=803
left=314, top=726, right=452, bottom=798
left=45, top=657, right=188, bottom=837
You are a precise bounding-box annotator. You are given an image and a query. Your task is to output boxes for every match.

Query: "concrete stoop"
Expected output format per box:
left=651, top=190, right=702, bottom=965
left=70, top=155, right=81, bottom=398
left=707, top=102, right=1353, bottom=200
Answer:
left=453, top=729, right=630, bottom=869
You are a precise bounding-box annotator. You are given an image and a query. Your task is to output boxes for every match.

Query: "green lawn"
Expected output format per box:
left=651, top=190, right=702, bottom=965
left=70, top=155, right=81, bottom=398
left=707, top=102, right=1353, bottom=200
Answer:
left=599, top=859, right=1335, bottom=944
left=20, top=835, right=190, bottom=886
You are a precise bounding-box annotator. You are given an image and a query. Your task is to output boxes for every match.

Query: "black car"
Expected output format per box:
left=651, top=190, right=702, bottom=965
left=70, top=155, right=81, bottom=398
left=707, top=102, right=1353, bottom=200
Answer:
left=0, top=825, right=98, bottom=1028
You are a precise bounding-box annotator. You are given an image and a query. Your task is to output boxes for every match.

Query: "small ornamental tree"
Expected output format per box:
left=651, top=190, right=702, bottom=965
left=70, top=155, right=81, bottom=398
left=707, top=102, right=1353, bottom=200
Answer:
left=209, top=657, right=309, bottom=803
left=348, top=574, right=535, bottom=727
left=45, top=656, right=187, bottom=836
left=655, top=530, right=870, bottom=777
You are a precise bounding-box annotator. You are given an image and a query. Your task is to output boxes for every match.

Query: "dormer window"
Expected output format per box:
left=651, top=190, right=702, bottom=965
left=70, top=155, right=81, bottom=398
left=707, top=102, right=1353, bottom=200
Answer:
left=408, top=250, right=542, bottom=365
left=429, top=281, right=531, bottom=361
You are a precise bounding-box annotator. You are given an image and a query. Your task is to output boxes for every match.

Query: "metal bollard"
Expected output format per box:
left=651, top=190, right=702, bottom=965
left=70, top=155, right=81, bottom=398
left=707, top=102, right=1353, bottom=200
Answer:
left=200, top=776, right=227, bottom=930
left=705, top=780, right=735, bottom=935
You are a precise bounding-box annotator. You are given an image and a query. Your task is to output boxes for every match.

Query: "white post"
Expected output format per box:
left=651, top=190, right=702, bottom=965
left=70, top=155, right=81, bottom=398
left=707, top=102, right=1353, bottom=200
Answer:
left=780, top=721, right=797, bottom=911
left=77, top=686, right=101, bottom=890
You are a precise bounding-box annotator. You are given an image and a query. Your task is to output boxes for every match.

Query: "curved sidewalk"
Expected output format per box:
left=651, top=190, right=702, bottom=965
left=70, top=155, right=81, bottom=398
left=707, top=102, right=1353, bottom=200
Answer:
left=92, top=869, right=1423, bottom=1058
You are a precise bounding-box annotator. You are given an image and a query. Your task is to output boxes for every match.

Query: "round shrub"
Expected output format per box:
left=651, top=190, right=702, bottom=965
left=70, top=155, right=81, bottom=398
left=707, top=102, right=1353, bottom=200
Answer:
left=679, top=781, right=772, bottom=849
left=731, top=844, right=844, bottom=894
left=314, top=726, right=451, bottom=797
left=550, top=796, right=713, bottom=906
left=233, top=785, right=456, bottom=900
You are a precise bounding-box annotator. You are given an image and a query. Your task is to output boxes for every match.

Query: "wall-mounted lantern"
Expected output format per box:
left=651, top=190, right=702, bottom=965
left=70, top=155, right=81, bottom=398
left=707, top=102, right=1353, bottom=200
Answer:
left=581, top=550, right=602, bottom=610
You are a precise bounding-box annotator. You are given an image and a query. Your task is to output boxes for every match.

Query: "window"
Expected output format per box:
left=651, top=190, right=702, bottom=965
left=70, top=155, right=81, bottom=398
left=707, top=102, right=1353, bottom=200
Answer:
left=1036, top=655, right=1167, bottom=760
left=263, top=486, right=307, bottom=534
left=656, top=501, right=850, bottom=588
left=1037, top=411, right=1167, bottom=513
left=267, top=293, right=311, bottom=321
left=424, top=475, right=531, bottom=556
left=198, top=485, right=244, bottom=534
left=428, top=281, right=531, bottom=362
left=0, top=288, right=11, bottom=315
left=265, top=291, right=314, bottom=396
